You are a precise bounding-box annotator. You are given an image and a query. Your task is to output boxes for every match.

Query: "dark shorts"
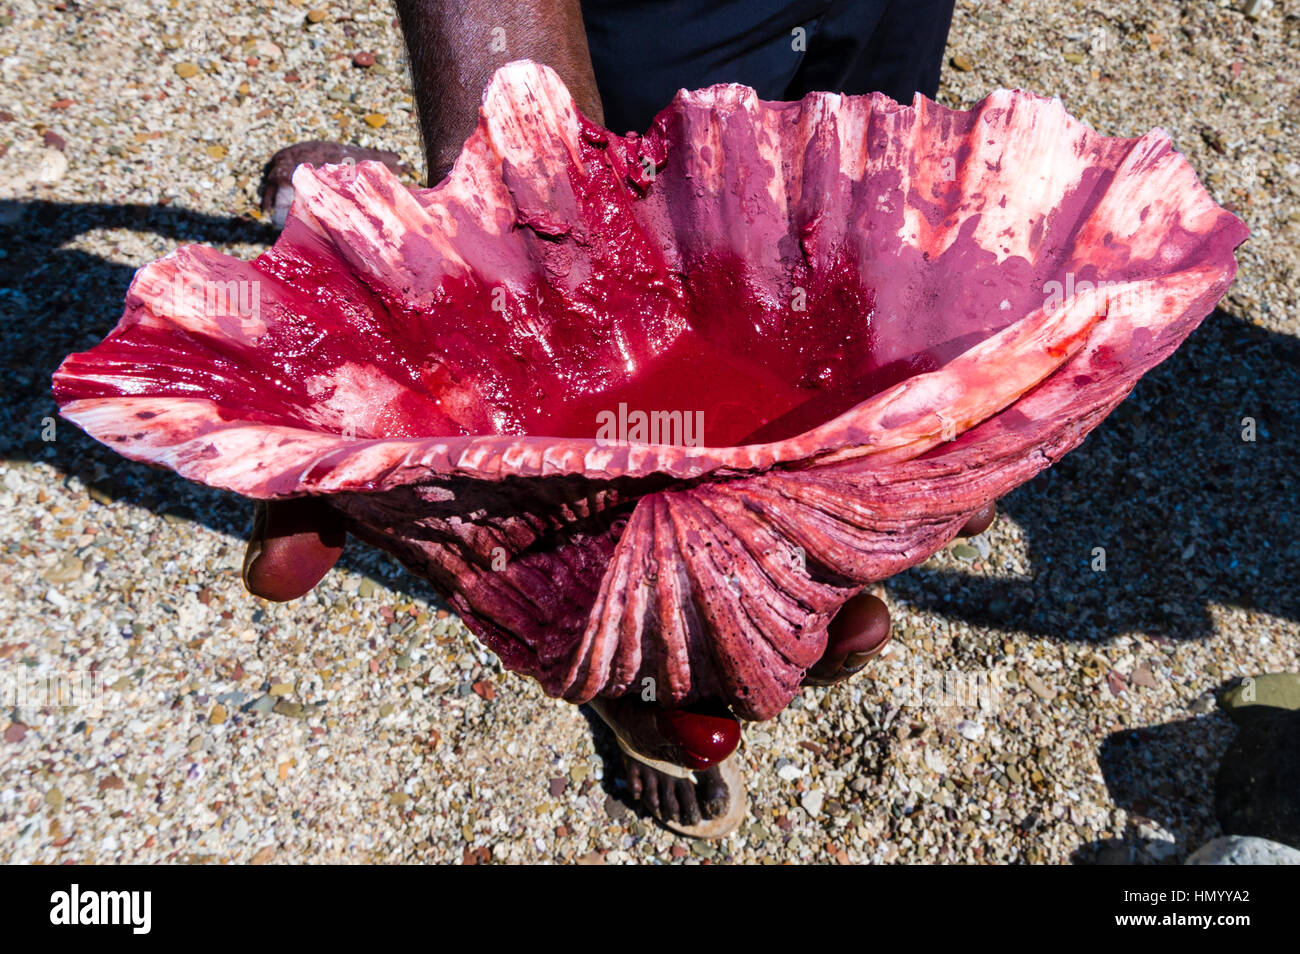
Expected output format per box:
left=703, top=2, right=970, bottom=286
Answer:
left=580, top=0, right=956, bottom=134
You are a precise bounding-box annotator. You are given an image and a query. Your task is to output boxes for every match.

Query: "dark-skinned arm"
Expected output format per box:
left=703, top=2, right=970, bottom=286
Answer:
left=395, top=0, right=604, bottom=182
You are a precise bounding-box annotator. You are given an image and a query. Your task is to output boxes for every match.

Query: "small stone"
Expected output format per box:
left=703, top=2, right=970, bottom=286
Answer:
left=273, top=700, right=309, bottom=719
left=1130, top=663, right=1158, bottom=689
left=1023, top=672, right=1057, bottom=702
left=352, top=51, right=376, bottom=68
left=42, top=554, right=83, bottom=585
left=1241, top=0, right=1273, bottom=21
left=306, top=9, right=328, bottom=23
left=951, top=543, right=979, bottom=562
left=604, top=796, right=630, bottom=822
left=98, top=774, right=124, bottom=792
left=378, top=702, right=394, bottom=717
left=174, top=62, right=200, bottom=79
left=268, top=682, right=293, bottom=697
left=548, top=777, right=566, bottom=797
left=950, top=53, right=974, bottom=72
left=246, top=695, right=275, bottom=715
left=357, top=577, right=377, bottom=598
left=362, top=113, right=387, bottom=129
left=4, top=723, right=28, bottom=744
left=1063, top=51, right=1086, bottom=65
left=45, top=787, right=64, bottom=809
left=205, top=144, right=228, bottom=160
left=42, top=130, right=66, bottom=151
left=1006, top=763, right=1023, bottom=786
left=800, top=789, right=824, bottom=817
left=250, top=846, right=275, bottom=864
left=208, top=704, right=228, bottom=725
left=569, top=763, right=589, bottom=784
left=955, top=719, right=984, bottom=741
left=471, top=679, right=495, bottom=701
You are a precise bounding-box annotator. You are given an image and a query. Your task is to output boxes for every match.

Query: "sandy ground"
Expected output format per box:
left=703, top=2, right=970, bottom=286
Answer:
left=0, top=0, right=1297, bottom=864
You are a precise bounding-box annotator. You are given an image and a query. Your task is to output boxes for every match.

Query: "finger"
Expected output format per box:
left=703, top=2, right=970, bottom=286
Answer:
left=242, top=497, right=346, bottom=602
left=803, top=591, right=891, bottom=685
left=958, top=500, right=997, bottom=537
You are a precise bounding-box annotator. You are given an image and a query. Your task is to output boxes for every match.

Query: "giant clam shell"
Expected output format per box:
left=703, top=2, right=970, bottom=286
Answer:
left=54, top=62, right=1247, bottom=720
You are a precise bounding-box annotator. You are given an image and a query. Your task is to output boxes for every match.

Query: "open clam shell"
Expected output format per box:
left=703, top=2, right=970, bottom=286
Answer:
left=54, top=61, right=1247, bottom=720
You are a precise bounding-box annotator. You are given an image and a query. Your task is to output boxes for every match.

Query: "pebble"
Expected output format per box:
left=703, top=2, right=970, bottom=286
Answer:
left=776, top=762, right=805, bottom=782
left=306, top=9, right=328, bottom=24
left=363, top=113, right=387, bottom=129
left=800, top=789, right=824, bottom=817
left=1130, top=663, right=1158, bottom=689
left=1023, top=672, right=1056, bottom=702
left=950, top=53, right=974, bottom=72
left=246, top=695, right=275, bottom=715
left=353, top=52, right=376, bottom=68
left=174, top=62, right=200, bottom=79
left=42, top=554, right=82, bottom=584
left=208, top=704, right=228, bottom=725
left=956, top=719, right=984, bottom=741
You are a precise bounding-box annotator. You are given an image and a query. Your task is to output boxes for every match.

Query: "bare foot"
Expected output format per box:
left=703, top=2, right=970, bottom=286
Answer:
left=588, top=696, right=739, bottom=828
left=259, top=141, right=411, bottom=227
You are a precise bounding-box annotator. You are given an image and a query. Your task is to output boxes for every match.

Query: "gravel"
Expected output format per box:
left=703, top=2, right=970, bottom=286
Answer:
left=1, top=0, right=1297, bottom=864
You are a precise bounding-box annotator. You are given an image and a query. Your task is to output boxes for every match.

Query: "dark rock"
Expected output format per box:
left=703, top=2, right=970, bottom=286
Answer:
left=1215, top=706, right=1300, bottom=848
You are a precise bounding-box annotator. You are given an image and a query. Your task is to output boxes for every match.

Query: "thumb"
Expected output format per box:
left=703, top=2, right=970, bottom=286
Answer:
left=242, top=498, right=346, bottom=602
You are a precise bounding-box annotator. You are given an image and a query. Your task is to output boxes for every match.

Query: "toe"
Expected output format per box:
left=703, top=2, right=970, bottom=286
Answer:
left=677, top=777, right=702, bottom=826
left=659, top=775, right=680, bottom=824
left=625, top=759, right=644, bottom=801
left=697, top=765, right=729, bottom=820
left=639, top=763, right=661, bottom=818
